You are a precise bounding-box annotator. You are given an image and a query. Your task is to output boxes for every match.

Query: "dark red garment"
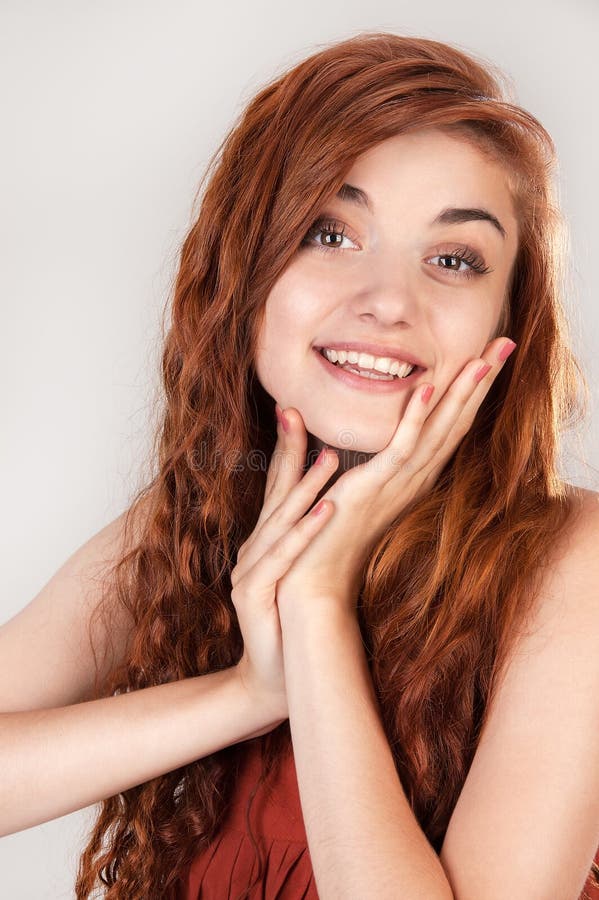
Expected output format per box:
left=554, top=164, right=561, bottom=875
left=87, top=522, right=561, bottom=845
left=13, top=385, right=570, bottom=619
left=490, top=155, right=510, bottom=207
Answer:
left=181, top=738, right=317, bottom=899
left=179, top=738, right=599, bottom=899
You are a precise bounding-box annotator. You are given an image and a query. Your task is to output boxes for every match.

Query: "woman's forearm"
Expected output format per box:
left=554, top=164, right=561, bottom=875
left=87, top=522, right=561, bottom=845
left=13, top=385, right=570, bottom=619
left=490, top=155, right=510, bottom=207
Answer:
left=279, top=604, right=453, bottom=899
left=0, top=666, right=283, bottom=837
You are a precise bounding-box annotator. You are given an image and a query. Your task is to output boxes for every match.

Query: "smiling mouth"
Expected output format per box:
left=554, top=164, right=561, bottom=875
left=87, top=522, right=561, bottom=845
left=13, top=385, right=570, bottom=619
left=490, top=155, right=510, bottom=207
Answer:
left=316, top=348, right=424, bottom=381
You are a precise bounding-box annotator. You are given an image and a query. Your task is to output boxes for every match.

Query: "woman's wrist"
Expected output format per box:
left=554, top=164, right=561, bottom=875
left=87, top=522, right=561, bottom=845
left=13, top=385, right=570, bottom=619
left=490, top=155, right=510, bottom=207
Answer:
left=232, top=662, right=288, bottom=737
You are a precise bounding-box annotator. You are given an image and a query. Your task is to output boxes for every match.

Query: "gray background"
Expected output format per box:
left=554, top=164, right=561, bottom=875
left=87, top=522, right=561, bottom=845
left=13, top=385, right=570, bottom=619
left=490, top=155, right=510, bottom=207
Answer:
left=1, top=0, right=597, bottom=896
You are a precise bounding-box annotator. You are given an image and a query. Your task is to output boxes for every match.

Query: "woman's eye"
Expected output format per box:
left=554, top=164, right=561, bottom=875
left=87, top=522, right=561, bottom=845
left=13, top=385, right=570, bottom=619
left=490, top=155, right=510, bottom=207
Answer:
left=432, top=255, right=467, bottom=271
left=429, top=254, right=474, bottom=275
left=301, top=219, right=358, bottom=253
left=427, top=251, right=491, bottom=279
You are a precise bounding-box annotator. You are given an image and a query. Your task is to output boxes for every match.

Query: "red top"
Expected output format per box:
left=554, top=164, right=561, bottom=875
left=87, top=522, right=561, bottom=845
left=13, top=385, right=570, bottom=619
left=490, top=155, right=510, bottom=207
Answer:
left=180, top=737, right=317, bottom=898
left=179, top=738, right=599, bottom=899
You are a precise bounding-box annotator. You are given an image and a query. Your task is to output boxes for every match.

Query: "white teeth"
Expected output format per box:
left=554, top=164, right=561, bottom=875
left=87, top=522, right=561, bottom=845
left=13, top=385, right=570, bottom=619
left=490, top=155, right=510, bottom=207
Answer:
left=346, top=368, right=394, bottom=381
left=322, top=347, right=415, bottom=378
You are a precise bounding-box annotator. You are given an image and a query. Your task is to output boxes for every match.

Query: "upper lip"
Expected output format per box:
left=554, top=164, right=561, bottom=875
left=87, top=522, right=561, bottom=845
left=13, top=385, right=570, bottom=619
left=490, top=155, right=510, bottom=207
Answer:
left=314, top=341, right=427, bottom=369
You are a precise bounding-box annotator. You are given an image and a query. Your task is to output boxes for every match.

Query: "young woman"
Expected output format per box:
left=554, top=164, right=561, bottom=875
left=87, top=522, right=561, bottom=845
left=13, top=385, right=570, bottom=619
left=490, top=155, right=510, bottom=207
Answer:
left=1, top=31, right=598, bottom=900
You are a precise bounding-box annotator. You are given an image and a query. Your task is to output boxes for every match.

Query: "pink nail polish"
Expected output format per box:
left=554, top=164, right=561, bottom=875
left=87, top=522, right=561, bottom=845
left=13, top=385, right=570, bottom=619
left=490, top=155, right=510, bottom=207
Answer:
left=315, top=448, right=327, bottom=466
left=421, top=384, right=434, bottom=404
left=280, top=410, right=290, bottom=433
left=499, top=340, right=517, bottom=362
left=474, top=363, right=492, bottom=383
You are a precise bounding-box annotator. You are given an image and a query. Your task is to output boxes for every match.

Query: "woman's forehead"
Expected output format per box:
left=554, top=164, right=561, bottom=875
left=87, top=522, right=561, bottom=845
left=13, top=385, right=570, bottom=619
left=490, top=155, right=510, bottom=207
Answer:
left=332, top=131, right=519, bottom=243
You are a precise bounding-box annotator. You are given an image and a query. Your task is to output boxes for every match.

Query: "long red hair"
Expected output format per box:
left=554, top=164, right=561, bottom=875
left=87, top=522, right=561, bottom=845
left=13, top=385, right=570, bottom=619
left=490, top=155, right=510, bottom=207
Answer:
left=74, top=31, right=594, bottom=898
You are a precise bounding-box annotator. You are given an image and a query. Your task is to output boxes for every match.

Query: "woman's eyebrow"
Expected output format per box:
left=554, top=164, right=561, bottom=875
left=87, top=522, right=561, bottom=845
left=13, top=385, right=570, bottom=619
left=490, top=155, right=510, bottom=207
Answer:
left=335, top=182, right=373, bottom=211
left=432, top=206, right=507, bottom=239
left=335, top=183, right=507, bottom=240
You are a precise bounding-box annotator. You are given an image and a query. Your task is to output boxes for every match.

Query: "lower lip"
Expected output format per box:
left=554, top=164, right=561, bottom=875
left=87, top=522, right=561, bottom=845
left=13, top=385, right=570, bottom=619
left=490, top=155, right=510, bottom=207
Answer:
left=313, top=348, right=424, bottom=394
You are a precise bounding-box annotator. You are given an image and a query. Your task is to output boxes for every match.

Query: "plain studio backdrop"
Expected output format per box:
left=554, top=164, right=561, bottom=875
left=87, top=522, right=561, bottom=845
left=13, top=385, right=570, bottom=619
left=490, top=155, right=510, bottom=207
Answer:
left=1, top=0, right=597, bottom=896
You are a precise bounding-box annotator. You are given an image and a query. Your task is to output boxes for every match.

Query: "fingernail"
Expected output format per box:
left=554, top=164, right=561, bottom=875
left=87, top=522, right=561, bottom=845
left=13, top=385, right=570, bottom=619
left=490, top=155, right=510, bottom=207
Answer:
left=498, top=340, right=517, bottom=362
left=315, top=448, right=327, bottom=466
left=312, top=499, right=327, bottom=516
left=474, top=363, right=492, bottom=383
left=275, top=404, right=290, bottom=433
left=421, top=384, right=434, bottom=404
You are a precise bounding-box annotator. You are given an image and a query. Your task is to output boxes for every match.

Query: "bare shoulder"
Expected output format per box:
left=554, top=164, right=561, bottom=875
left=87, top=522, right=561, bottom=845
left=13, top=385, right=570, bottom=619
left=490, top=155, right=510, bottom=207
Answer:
left=0, top=498, right=151, bottom=712
left=536, top=482, right=599, bottom=622
left=505, top=482, right=599, bottom=658
left=562, top=480, right=599, bottom=529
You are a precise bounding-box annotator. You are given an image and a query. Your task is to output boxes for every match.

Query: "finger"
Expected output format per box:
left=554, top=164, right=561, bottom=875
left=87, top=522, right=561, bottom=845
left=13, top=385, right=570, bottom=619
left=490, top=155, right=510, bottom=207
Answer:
left=261, top=406, right=307, bottom=520
left=448, top=337, right=516, bottom=435
left=236, top=499, right=335, bottom=608
left=235, top=406, right=305, bottom=575
left=234, top=447, right=338, bottom=583
left=362, top=379, right=434, bottom=483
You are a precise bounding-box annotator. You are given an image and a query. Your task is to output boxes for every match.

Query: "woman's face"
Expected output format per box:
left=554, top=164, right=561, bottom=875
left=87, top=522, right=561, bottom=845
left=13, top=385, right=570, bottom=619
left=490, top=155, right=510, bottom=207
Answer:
left=254, top=127, right=519, bottom=458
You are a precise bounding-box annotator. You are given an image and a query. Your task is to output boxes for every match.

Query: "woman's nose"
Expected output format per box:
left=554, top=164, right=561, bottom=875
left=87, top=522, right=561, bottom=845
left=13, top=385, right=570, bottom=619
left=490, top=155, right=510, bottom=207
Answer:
left=351, top=260, right=422, bottom=328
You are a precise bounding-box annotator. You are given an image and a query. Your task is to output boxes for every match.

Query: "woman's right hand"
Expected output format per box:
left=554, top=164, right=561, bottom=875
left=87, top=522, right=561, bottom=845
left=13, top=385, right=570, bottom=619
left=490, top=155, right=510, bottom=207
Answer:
left=231, top=404, right=339, bottom=725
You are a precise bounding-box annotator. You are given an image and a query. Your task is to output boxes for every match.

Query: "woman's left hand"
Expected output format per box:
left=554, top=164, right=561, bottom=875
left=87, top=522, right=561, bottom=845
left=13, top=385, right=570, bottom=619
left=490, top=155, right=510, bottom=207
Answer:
left=275, top=337, right=516, bottom=621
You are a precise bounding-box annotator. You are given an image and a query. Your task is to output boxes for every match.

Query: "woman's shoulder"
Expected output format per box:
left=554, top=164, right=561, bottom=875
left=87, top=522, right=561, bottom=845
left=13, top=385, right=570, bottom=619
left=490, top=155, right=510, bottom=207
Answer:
left=532, top=482, right=599, bottom=629
left=562, top=482, right=599, bottom=539
left=563, top=481, right=599, bottom=504
left=491, top=480, right=599, bottom=700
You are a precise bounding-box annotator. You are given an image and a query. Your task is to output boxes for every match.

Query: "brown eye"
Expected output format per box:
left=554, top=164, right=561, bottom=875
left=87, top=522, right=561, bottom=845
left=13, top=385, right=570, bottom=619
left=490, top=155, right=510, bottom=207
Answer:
left=301, top=218, right=359, bottom=254
left=427, top=248, right=492, bottom=279
left=437, top=255, right=470, bottom=272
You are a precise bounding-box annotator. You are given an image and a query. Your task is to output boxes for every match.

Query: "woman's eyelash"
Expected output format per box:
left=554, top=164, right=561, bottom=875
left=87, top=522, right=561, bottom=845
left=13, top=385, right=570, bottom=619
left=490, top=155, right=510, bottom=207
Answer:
left=300, top=217, right=493, bottom=279
left=429, top=247, right=492, bottom=278
left=301, top=218, right=354, bottom=252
